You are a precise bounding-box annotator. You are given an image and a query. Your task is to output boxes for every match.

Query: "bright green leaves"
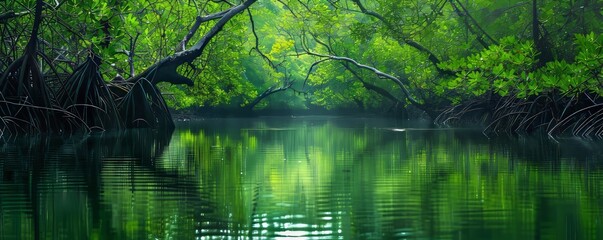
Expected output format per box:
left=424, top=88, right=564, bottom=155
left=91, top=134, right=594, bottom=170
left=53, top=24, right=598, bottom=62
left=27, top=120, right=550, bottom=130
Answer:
left=124, top=13, right=139, bottom=30
left=269, top=36, right=295, bottom=58
left=85, top=0, right=111, bottom=22
left=16, top=0, right=601, bottom=115
left=535, top=33, right=603, bottom=96
left=536, top=33, right=603, bottom=96
left=162, top=85, right=196, bottom=110
left=466, top=71, right=488, bottom=96
left=439, top=33, right=603, bottom=102
left=574, top=32, right=603, bottom=76
left=439, top=36, right=538, bottom=99
left=350, top=22, right=375, bottom=44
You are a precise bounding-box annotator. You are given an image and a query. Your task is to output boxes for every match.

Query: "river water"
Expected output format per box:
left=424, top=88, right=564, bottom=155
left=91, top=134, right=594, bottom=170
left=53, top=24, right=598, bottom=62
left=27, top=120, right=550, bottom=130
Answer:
left=1, top=116, right=602, bottom=239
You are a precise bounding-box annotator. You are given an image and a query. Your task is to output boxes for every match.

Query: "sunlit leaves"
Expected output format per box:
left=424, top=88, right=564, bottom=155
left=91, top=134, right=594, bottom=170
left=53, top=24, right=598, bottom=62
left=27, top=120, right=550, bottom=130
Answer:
left=269, top=36, right=295, bottom=57
left=6, top=0, right=602, bottom=114
left=439, top=33, right=603, bottom=101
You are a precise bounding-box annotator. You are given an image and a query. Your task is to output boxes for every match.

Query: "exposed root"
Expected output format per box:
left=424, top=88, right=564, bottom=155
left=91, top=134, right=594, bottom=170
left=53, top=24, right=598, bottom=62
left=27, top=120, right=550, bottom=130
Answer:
left=436, top=93, right=603, bottom=138
left=117, top=78, right=174, bottom=129
left=56, top=54, right=122, bottom=130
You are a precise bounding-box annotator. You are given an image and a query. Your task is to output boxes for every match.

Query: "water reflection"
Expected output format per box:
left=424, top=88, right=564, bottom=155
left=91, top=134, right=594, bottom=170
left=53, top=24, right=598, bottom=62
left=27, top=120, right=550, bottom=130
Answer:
left=0, top=129, right=177, bottom=239
left=1, top=117, right=603, bottom=239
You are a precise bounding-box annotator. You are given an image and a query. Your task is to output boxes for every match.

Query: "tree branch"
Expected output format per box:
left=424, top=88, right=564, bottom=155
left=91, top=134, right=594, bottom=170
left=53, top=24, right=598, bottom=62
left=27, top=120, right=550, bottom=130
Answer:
left=342, top=62, right=401, bottom=104
left=449, top=0, right=497, bottom=48
left=26, top=0, right=44, bottom=52
left=305, top=51, right=422, bottom=108
left=1, top=1, right=63, bottom=24
left=302, top=58, right=331, bottom=88
left=130, top=0, right=258, bottom=86
left=350, top=0, right=452, bottom=75
left=0, top=11, right=29, bottom=23
left=247, top=9, right=277, bottom=70
left=245, top=81, right=293, bottom=110
left=310, top=33, right=402, bottom=105
left=275, top=0, right=298, bottom=18
left=176, top=8, right=232, bottom=52
left=128, top=33, right=140, bottom=77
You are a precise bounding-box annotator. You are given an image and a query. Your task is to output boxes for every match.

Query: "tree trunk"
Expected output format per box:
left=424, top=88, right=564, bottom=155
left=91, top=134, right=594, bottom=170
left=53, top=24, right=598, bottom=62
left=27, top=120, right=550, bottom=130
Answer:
left=26, top=0, right=44, bottom=53
left=532, top=0, right=553, bottom=67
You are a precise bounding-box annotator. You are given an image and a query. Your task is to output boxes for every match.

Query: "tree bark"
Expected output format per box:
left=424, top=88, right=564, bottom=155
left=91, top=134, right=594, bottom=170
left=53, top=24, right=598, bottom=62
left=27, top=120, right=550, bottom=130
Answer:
left=128, top=33, right=140, bottom=77
left=26, top=0, right=44, bottom=53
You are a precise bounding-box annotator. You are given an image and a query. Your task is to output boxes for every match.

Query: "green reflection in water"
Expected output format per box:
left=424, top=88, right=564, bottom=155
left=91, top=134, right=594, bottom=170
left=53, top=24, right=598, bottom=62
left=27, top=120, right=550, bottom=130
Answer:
left=1, top=116, right=603, bottom=239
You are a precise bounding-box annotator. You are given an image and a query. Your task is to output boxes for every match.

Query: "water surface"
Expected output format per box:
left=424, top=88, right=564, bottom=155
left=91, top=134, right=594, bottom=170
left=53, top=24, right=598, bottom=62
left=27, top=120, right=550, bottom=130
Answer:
left=1, top=116, right=602, bottom=239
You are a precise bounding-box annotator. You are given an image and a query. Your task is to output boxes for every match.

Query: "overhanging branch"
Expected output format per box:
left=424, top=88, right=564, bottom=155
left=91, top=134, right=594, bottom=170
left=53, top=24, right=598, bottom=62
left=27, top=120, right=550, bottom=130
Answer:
left=247, top=9, right=277, bottom=70
left=342, top=63, right=401, bottom=104
left=176, top=8, right=232, bottom=52
left=130, top=0, right=258, bottom=86
left=305, top=51, right=422, bottom=108
left=245, top=81, right=293, bottom=110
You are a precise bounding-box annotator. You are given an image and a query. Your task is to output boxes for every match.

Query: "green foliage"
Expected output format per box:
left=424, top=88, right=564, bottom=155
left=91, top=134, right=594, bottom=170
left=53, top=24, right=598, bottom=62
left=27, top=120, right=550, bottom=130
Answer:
left=439, top=36, right=538, bottom=99
left=439, top=33, right=603, bottom=102
left=2, top=0, right=603, bottom=122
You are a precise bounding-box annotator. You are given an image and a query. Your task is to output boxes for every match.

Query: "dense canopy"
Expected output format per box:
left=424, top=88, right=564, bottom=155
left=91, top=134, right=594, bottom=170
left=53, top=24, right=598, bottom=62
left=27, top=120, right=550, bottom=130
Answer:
left=0, top=0, right=602, bottom=136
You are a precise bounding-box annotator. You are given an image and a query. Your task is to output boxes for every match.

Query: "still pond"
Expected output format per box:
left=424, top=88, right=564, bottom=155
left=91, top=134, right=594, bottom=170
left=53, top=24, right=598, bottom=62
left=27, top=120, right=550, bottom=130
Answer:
left=1, top=116, right=602, bottom=239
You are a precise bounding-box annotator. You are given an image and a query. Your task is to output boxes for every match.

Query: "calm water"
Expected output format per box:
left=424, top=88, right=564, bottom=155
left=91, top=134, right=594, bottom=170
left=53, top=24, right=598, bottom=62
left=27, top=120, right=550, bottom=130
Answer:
left=1, top=116, right=602, bottom=239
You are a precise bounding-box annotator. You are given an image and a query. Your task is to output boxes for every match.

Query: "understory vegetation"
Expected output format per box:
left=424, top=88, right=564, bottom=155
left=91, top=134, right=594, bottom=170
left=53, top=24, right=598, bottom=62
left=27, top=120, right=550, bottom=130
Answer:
left=0, top=0, right=601, bottom=137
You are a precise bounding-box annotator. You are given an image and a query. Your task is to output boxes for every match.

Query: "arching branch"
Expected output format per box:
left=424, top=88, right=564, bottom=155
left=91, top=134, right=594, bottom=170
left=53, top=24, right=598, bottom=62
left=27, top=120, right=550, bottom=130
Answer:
left=310, top=33, right=402, bottom=105
left=176, top=8, right=232, bottom=52
left=130, top=0, right=258, bottom=86
left=304, top=51, right=423, bottom=109
left=245, top=81, right=293, bottom=110
left=342, top=63, right=401, bottom=104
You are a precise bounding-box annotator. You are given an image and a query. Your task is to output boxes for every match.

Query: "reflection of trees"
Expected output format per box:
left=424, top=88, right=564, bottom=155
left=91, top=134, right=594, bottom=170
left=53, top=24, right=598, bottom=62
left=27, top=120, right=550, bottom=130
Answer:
left=0, top=129, right=219, bottom=239
left=169, top=118, right=603, bottom=239
left=2, top=118, right=603, bottom=238
left=1, top=136, right=65, bottom=239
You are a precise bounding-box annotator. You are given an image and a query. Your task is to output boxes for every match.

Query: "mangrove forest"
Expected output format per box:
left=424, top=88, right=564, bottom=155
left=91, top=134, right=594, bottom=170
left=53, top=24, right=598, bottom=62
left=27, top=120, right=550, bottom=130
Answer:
left=1, top=0, right=602, bottom=136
